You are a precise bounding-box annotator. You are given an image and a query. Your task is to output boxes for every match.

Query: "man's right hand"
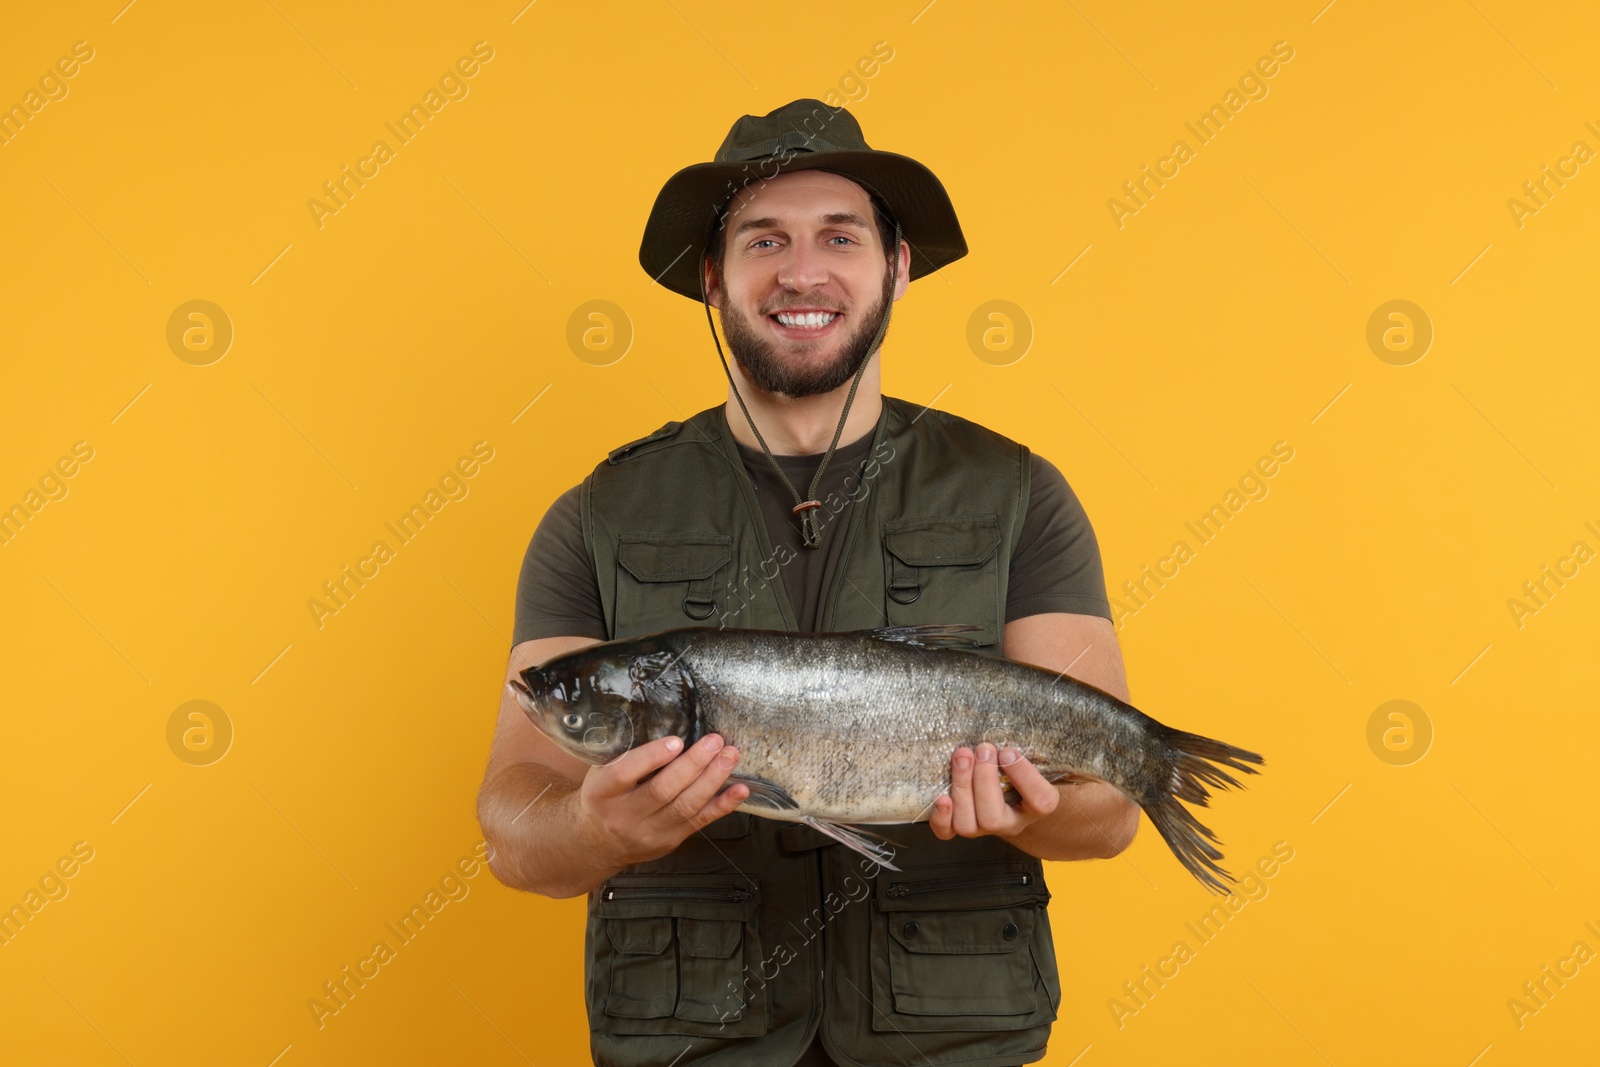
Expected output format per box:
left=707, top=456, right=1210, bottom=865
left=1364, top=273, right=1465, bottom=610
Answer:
left=574, top=733, right=750, bottom=870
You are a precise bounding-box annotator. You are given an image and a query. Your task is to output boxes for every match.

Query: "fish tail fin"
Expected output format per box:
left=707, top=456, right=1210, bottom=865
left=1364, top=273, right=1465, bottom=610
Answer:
left=1142, top=727, right=1266, bottom=895
left=1143, top=795, right=1234, bottom=896
left=1161, top=726, right=1265, bottom=803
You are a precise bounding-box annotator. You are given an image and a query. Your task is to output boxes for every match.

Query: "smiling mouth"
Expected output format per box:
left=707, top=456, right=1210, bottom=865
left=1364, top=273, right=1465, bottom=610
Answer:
left=767, top=310, right=842, bottom=339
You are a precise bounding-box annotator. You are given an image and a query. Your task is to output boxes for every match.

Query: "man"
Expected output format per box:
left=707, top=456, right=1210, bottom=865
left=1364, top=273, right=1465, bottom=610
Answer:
left=477, top=99, right=1140, bottom=1067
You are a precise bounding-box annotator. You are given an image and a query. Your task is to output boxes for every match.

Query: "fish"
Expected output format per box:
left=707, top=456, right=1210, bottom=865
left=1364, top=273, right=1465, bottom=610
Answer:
left=508, top=623, right=1265, bottom=894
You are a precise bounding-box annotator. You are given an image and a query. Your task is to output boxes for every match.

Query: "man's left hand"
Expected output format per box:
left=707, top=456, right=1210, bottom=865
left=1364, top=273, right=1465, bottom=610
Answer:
left=929, top=742, right=1060, bottom=840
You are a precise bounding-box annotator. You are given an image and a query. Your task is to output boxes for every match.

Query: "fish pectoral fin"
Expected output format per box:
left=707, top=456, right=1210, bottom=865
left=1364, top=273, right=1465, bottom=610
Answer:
left=1041, top=768, right=1096, bottom=785
left=728, top=773, right=799, bottom=812
left=862, top=624, right=986, bottom=649
left=799, top=817, right=902, bottom=872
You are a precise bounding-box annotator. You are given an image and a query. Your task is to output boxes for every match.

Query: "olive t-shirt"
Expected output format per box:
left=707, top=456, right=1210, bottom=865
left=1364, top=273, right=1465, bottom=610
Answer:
left=511, top=413, right=1112, bottom=646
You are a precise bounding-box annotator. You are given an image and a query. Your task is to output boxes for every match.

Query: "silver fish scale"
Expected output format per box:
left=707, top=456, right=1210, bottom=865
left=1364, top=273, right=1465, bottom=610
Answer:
left=677, top=630, right=1159, bottom=824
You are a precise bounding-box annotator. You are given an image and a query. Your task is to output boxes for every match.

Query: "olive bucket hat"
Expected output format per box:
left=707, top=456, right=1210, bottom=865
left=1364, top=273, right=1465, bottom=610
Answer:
left=637, top=99, right=967, bottom=550
left=638, top=98, right=967, bottom=300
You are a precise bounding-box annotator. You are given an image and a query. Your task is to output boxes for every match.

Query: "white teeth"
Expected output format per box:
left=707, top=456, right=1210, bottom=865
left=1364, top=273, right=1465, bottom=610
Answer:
left=775, top=311, right=838, bottom=328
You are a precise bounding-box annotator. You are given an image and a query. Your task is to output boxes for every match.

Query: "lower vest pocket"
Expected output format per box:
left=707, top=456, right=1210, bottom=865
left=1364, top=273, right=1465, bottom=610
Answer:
left=887, top=906, right=1037, bottom=1019
left=604, top=916, right=675, bottom=1018
left=868, top=863, right=1059, bottom=1034
left=592, top=877, right=770, bottom=1037
left=676, top=917, right=745, bottom=1023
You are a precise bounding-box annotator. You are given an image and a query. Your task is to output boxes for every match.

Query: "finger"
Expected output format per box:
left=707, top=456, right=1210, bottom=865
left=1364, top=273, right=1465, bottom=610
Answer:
left=634, top=734, right=731, bottom=817
left=706, top=778, right=751, bottom=820
left=998, top=748, right=1060, bottom=819
left=949, top=747, right=978, bottom=837
left=929, top=794, right=954, bottom=840
left=680, top=761, right=751, bottom=832
left=971, top=742, right=1019, bottom=834
left=653, top=743, right=743, bottom=829
left=586, top=734, right=688, bottom=800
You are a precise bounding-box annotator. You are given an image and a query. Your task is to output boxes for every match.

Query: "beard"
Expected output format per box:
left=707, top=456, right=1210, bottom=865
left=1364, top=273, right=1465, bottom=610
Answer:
left=719, top=263, right=895, bottom=400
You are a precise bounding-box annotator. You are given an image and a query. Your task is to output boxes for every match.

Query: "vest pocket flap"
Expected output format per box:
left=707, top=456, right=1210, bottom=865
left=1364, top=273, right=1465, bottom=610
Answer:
left=606, top=915, right=673, bottom=955
left=883, top=515, right=1000, bottom=567
left=678, top=917, right=742, bottom=959
left=617, top=536, right=732, bottom=582
left=888, top=907, right=1036, bottom=955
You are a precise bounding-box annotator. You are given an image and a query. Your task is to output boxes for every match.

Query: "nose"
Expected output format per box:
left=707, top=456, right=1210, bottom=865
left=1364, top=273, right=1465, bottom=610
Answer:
left=775, top=235, right=830, bottom=294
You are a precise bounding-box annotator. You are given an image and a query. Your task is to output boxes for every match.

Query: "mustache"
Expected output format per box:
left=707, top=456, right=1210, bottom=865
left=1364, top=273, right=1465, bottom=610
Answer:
left=764, top=301, right=846, bottom=314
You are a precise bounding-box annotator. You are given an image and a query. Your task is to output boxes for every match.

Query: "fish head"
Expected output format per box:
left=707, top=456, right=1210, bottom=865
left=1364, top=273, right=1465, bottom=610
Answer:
left=508, top=643, right=695, bottom=766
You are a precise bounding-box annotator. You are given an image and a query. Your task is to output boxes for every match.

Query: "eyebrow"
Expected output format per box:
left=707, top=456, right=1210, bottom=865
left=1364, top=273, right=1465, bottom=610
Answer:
left=731, top=211, right=873, bottom=239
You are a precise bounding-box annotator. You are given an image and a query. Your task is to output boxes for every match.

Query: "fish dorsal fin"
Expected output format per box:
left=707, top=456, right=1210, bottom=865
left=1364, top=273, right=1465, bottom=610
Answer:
left=863, top=624, right=985, bottom=649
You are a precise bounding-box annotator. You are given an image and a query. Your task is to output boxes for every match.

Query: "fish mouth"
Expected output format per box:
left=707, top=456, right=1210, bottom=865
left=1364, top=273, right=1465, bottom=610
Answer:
left=507, top=677, right=544, bottom=724
left=506, top=676, right=568, bottom=742
left=507, top=676, right=536, bottom=711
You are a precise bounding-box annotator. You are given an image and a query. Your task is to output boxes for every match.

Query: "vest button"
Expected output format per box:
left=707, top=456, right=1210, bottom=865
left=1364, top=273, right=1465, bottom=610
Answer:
left=903, top=921, right=919, bottom=938
left=1002, top=922, right=1019, bottom=940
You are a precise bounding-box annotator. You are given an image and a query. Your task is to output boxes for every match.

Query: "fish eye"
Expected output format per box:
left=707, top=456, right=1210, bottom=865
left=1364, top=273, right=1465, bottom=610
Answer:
left=563, top=712, right=583, bottom=730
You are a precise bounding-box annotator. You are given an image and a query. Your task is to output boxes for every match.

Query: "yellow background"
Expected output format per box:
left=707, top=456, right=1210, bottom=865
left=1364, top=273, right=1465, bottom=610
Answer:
left=3, top=0, right=1597, bottom=1063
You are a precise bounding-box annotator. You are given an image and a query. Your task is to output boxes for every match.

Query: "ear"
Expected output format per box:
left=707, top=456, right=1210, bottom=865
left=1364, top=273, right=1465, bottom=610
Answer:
left=704, top=257, right=723, bottom=310
left=892, top=238, right=910, bottom=302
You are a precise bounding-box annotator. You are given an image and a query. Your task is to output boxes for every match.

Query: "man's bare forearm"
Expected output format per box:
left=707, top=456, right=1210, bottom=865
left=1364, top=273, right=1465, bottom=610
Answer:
left=477, top=762, right=622, bottom=899
left=1008, top=780, right=1140, bottom=862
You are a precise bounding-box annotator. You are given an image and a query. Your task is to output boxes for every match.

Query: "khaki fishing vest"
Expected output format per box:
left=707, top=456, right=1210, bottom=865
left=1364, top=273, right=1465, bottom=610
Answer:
left=578, top=395, right=1061, bottom=1067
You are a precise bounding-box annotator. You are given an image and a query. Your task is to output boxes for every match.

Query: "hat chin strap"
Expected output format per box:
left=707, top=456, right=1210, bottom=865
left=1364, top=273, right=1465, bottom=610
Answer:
left=699, top=219, right=901, bottom=550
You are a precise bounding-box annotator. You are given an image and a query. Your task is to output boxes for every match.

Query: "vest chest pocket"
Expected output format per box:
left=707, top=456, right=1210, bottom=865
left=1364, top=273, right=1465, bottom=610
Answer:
left=614, top=535, right=732, bottom=639
left=869, top=863, right=1059, bottom=1033
left=592, top=876, right=769, bottom=1038
left=881, top=515, right=1003, bottom=646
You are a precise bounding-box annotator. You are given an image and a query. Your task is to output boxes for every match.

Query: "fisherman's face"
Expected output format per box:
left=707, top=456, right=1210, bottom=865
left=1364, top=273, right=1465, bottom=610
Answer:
left=706, top=171, right=909, bottom=400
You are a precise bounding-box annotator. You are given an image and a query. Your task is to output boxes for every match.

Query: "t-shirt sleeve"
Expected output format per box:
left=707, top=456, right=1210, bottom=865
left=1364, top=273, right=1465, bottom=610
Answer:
left=1006, top=453, right=1113, bottom=623
left=511, top=481, right=609, bottom=647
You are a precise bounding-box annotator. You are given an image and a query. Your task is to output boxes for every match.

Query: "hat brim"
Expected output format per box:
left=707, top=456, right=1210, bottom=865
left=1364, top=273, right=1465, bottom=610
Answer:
left=639, top=150, right=967, bottom=301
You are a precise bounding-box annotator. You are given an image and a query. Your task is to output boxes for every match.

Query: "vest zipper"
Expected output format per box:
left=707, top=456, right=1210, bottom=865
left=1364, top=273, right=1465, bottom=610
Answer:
left=599, top=885, right=753, bottom=903
left=885, top=872, right=1032, bottom=898
left=816, top=854, right=827, bottom=991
